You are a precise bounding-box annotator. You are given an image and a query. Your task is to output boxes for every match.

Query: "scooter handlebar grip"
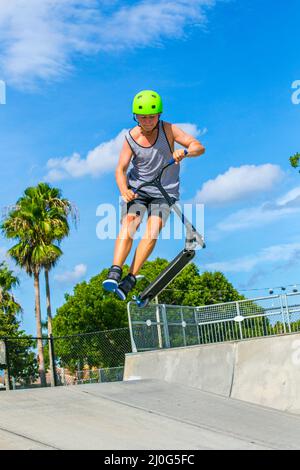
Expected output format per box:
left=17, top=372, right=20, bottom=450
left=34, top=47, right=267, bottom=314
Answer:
left=168, top=150, right=189, bottom=165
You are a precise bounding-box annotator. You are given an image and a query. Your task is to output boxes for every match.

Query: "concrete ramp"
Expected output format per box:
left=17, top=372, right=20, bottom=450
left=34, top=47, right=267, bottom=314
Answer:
left=124, top=333, right=300, bottom=414
left=1, top=379, right=300, bottom=450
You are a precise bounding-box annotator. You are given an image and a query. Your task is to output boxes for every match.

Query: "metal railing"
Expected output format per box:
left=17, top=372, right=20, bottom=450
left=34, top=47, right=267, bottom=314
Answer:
left=2, top=294, right=299, bottom=390
left=127, top=293, right=300, bottom=352
left=0, top=328, right=131, bottom=391
left=74, top=367, right=124, bottom=385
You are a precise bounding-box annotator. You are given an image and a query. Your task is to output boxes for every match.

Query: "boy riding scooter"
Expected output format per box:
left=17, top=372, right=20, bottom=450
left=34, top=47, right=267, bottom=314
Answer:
left=102, top=90, right=205, bottom=300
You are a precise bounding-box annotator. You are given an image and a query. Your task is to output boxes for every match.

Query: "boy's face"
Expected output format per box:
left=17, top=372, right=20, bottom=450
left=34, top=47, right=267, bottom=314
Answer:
left=136, top=113, right=160, bottom=131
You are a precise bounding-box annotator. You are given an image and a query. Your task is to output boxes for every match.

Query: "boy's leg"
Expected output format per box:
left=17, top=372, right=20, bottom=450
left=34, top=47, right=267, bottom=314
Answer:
left=113, top=214, right=142, bottom=267
left=102, top=213, right=141, bottom=292
left=130, top=214, right=164, bottom=275
left=129, top=197, right=174, bottom=276
left=115, top=198, right=174, bottom=300
left=115, top=215, right=164, bottom=301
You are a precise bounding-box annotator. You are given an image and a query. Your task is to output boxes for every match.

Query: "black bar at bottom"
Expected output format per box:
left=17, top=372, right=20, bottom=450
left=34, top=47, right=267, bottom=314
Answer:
left=138, top=249, right=195, bottom=302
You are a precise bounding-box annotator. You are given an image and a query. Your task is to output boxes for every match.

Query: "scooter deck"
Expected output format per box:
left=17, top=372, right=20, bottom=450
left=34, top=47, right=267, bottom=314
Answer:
left=136, top=249, right=195, bottom=306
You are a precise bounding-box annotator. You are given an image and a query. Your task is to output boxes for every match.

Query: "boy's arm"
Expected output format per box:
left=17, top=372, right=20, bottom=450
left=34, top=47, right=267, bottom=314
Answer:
left=171, top=123, right=205, bottom=158
left=115, top=139, right=137, bottom=202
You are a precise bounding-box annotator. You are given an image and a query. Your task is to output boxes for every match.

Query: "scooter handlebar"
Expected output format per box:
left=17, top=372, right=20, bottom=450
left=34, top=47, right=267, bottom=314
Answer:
left=167, top=149, right=189, bottom=166
left=132, top=149, right=189, bottom=194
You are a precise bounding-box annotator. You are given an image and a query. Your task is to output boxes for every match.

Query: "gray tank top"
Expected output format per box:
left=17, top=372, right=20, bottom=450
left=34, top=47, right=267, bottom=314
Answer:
left=126, top=120, right=180, bottom=199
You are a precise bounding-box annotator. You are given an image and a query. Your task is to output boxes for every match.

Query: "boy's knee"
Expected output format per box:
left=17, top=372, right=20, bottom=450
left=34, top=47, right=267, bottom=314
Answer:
left=121, top=214, right=141, bottom=237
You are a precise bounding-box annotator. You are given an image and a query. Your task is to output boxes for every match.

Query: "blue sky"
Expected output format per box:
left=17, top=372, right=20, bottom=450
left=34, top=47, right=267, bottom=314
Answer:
left=0, top=0, right=300, bottom=335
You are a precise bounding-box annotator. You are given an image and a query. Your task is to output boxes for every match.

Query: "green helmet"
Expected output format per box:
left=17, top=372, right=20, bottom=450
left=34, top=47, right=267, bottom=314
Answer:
left=132, top=90, right=163, bottom=115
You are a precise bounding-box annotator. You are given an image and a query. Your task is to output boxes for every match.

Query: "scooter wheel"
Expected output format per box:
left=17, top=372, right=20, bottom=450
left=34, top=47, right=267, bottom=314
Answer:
left=136, top=297, right=150, bottom=308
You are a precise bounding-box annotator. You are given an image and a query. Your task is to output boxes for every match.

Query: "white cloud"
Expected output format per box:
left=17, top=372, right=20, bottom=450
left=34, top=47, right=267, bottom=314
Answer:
left=0, top=0, right=100, bottom=88
left=0, top=0, right=217, bottom=88
left=99, top=0, right=216, bottom=50
left=195, top=164, right=284, bottom=206
left=45, top=123, right=203, bottom=181
left=276, top=186, right=300, bottom=207
left=175, top=123, right=207, bottom=137
left=54, top=263, right=87, bottom=283
left=204, top=242, right=300, bottom=273
left=45, top=128, right=127, bottom=181
left=216, top=186, right=300, bottom=233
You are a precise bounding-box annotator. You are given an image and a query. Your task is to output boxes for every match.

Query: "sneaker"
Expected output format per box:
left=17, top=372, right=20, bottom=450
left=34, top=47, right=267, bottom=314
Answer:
left=102, top=265, right=122, bottom=292
left=115, top=273, right=137, bottom=301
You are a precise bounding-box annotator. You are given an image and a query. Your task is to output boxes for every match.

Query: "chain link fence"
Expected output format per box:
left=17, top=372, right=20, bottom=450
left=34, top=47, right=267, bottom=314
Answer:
left=128, top=293, right=300, bottom=352
left=0, top=328, right=131, bottom=391
left=2, top=293, right=300, bottom=390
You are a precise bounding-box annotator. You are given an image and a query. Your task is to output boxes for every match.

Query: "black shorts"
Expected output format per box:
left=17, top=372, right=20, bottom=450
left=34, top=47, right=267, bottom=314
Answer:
left=121, top=192, right=177, bottom=226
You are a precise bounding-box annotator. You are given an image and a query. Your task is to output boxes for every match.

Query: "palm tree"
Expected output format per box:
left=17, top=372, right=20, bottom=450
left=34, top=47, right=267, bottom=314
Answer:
left=30, top=183, right=77, bottom=337
left=0, top=262, right=22, bottom=389
left=1, top=184, right=77, bottom=386
left=0, top=261, right=19, bottom=295
left=32, top=184, right=77, bottom=387
left=2, top=204, right=53, bottom=386
left=0, top=262, right=20, bottom=313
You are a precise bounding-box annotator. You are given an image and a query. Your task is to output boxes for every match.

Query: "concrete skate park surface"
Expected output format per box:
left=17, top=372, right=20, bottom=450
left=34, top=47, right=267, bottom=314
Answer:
left=1, top=333, right=300, bottom=450
left=125, top=332, right=300, bottom=414
left=1, top=379, right=300, bottom=450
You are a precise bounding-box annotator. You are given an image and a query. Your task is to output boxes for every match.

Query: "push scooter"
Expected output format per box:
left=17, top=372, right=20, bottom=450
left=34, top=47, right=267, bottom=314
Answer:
left=132, top=150, right=205, bottom=307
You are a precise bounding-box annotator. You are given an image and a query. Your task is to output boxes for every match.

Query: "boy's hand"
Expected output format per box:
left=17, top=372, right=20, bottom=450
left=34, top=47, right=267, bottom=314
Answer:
left=122, top=189, right=138, bottom=203
left=173, top=148, right=187, bottom=164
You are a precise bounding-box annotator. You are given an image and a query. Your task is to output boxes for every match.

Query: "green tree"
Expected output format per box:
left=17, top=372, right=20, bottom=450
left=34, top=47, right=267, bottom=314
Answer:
left=53, top=259, right=243, bottom=336
left=139, top=259, right=243, bottom=306
left=28, top=183, right=77, bottom=386
left=31, top=183, right=77, bottom=336
left=51, top=259, right=243, bottom=366
left=289, top=152, right=300, bottom=170
left=0, top=262, right=38, bottom=388
left=1, top=183, right=75, bottom=386
left=52, top=268, right=129, bottom=336
left=0, top=262, right=20, bottom=321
